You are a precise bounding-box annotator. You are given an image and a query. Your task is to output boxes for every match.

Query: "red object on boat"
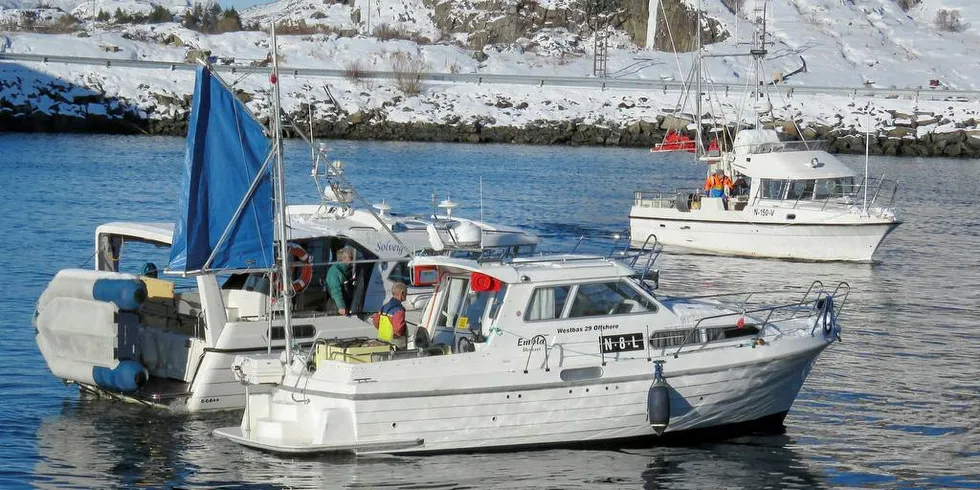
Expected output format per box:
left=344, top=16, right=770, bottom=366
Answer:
left=412, top=265, right=439, bottom=286
left=270, top=73, right=278, bottom=84
left=470, top=272, right=501, bottom=292
left=651, top=130, right=696, bottom=153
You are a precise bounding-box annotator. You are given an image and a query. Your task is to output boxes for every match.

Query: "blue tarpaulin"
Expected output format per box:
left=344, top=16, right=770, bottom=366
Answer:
left=168, top=66, right=274, bottom=273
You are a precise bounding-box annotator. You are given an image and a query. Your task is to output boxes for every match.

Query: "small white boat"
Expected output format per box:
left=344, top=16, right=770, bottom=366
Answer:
left=214, top=252, right=846, bottom=454
left=630, top=2, right=900, bottom=262
left=630, top=131, right=901, bottom=261
left=33, top=53, right=537, bottom=413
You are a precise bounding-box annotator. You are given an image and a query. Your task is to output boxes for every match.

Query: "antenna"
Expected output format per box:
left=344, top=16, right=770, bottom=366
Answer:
left=480, top=176, right=484, bottom=222
left=864, top=105, right=871, bottom=216
left=308, top=102, right=315, bottom=171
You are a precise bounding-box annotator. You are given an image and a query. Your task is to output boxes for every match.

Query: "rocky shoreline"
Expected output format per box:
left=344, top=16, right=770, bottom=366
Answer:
left=3, top=107, right=980, bottom=158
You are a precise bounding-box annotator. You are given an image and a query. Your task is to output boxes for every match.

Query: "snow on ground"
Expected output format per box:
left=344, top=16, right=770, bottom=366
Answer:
left=1, top=0, right=979, bottom=136
left=244, top=0, right=357, bottom=30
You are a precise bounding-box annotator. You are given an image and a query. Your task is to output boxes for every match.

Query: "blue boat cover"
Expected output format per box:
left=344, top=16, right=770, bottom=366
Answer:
left=168, top=66, right=275, bottom=273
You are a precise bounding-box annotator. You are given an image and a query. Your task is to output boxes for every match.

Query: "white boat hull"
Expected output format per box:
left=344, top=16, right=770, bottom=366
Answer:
left=216, top=332, right=831, bottom=454
left=629, top=202, right=899, bottom=261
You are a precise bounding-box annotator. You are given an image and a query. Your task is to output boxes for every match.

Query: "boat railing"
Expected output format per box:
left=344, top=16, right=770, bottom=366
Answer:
left=633, top=188, right=704, bottom=209
left=669, top=281, right=850, bottom=357
left=512, top=233, right=661, bottom=281
left=522, top=334, right=552, bottom=374
left=813, top=177, right=899, bottom=211
left=734, top=139, right=829, bottom=155
left=750, top=176, right=899, bottom=212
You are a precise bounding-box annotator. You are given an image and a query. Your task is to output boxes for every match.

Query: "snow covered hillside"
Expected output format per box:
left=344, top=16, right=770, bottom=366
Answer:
left=0, top=0, right=978, bottom=155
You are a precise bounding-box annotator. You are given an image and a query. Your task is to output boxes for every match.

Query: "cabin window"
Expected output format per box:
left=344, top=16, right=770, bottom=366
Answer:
left=270, top=324, right=316, bottom=340
left=649, top=329, right=700, bottom=348
left=436, top=277, right=470, bottom=328
left=567, top=281, right=657, bottom=318
left=524, top=285, right=571, bottom=321
left=388, top=261, right=412, bottom=285
left=813, top=179, right=836, bottom=199
left=814, top=177, right=856, bottom=199
left=458, top=287, right=506, bottom=333
left=759, top=179, right=788, bottom=199
left=487, top=286, right=508, bottom=322
left=786, top=180, right=815, bottom=200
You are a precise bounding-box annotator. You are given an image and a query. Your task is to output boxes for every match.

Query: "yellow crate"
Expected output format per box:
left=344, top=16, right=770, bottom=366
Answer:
left=315, top=340, right=392, bottom=367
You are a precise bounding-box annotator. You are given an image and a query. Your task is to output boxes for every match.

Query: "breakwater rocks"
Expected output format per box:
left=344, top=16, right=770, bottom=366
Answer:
left=3, top=102, right=979, bottom=158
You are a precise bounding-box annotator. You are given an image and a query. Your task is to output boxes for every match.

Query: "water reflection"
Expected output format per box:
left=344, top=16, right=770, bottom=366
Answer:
left=636, top=435, right=825, bottom=489
left=35, top=399, right=833, bottom=489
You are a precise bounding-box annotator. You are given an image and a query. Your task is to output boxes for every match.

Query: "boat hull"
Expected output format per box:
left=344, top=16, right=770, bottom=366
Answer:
left=216, top=333, right=830, bottom=454
left=629, top=205, right=899, bottom=261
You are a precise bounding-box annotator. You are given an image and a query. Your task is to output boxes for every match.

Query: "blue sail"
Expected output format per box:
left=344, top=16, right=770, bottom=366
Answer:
left=168, top=66, right=275, bottom=273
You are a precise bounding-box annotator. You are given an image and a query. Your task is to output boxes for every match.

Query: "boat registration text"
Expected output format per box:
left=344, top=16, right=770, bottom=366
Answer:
left=601, top=333, right=644, bottom=353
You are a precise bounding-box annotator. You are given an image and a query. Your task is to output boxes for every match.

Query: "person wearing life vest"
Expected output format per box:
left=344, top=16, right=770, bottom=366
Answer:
left=373, top=282, right=408, bottom=349
left=704, top=168, right=733, bottom=198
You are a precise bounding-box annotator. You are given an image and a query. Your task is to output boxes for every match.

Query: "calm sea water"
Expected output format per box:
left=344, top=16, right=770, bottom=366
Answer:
left=0, top=133, right=977, bottom=489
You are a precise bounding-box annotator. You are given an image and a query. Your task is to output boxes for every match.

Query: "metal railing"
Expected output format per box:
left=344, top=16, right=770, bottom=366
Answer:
left=3, top=52, right=980, bottom=101
left=669, top=280, right=850, bottom=357
left=734, top=139, right=829, bottom=155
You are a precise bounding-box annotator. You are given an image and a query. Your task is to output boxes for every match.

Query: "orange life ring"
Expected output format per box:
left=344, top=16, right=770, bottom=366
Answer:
left=275, top=243, right=313, bottom=293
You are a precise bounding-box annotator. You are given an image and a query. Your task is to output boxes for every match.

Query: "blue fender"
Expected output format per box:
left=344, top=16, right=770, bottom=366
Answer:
left=92, top=278, right=147, bottom=311
left=92, top=360, right=148, bottom=393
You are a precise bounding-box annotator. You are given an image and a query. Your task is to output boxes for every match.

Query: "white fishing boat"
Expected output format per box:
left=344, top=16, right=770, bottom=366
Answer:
left=630, top=0, right=900, bottom=262
left=214, top=251, right=846, bottom=454
left=33, top=39, right=537, bottom=412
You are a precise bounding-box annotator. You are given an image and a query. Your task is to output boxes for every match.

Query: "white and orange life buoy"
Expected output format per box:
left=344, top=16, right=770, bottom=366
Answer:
left=275, top=242, right=313, bottom=293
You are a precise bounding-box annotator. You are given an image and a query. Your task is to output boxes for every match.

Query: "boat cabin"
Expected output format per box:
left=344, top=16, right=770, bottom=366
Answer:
left=415, top=256, right=673, bottom=352
left=306, top=254, right=764, bottom=367
left=728, top=129, right=861, bottom=206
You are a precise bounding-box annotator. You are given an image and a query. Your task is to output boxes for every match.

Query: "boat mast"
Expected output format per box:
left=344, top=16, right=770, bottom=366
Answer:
left=750, top=0, right=769, bottom=131
left=695, top=0, right=704, bottom=160
left=269, top=22, right=295, bottom=361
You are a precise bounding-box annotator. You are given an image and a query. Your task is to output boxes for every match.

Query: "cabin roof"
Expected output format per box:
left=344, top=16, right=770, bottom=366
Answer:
left=286, top=206, right=539, bottom=249
left=96, top=222, right=174, bottom=245
left=735, top=150, right=857, bottom=180
left=411, top=255, right=637, bottom=284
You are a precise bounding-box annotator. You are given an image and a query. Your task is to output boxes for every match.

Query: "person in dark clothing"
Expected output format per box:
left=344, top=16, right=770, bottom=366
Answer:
left=326, top=246, right=355, bottom=315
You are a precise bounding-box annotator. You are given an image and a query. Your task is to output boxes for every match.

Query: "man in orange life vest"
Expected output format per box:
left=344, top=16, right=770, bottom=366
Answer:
left=373, top=281, right=408, bottom=349
left=704, top=168, right=733, bottom=198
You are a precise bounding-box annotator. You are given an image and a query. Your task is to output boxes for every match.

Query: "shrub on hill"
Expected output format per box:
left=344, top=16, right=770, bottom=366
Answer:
left=935, top=9, right=963, bottom=33
left=344, top=60, right=365, bottom=83
left=895, top=0, right=921, bottom=12
left=113, top=8, right=148, bottom=24
left=373, top=23, right=405, bottom=41
left=147, top=5, right=173, bottom=24
left=389, top=50, right=427, bottom=96
left=182, top=2, right=243, bottom=33
left=263, top=19, right=356, bottom=37
left=49, top=13, right=79, bottom=33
